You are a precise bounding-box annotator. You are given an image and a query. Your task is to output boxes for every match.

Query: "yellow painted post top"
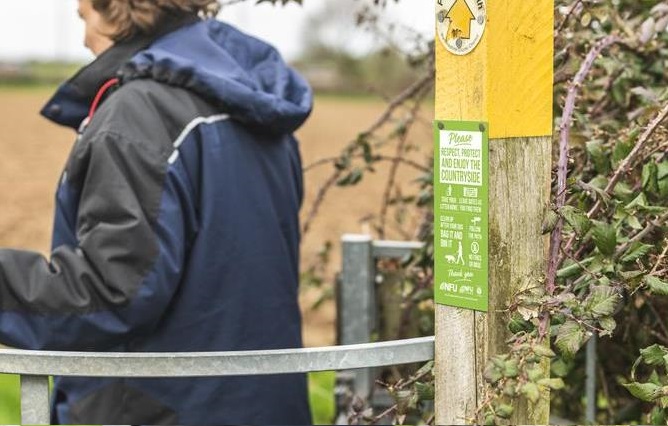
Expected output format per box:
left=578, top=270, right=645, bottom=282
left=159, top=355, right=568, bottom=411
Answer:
left=435, top=0, right=554, bottom=139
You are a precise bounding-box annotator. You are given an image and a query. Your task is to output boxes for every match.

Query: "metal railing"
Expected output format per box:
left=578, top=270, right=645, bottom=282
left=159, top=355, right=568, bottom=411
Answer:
left=1, top=235, right=597, bottom=424
left=336, top=235, right=598, bottom=424
left=337, top=235, right=426, bottom=404
left=1, top=235, right=431, bottom=425
left=6, top=337, right=435, bottom=424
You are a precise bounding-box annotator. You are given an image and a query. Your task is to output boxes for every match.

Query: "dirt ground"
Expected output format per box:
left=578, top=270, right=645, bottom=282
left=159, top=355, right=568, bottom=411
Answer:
left=0, top=88, right=433, bottom=348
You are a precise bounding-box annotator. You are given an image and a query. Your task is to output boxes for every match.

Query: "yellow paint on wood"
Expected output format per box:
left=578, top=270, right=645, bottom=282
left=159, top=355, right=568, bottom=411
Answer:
left=434, top=1, right=554, bottom=424
left=435, top=0, right=554, bottom=138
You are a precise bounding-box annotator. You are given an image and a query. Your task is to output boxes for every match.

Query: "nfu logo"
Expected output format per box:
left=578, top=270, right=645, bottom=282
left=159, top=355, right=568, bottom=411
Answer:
left=440, top=282, right=458, bottom=293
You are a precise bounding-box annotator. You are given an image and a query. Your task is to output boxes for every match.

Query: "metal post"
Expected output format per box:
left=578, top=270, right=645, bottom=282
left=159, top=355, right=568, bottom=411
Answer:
left=21, top=375, right=50, bottom=425
left=586, top=335, right=597, bottom=424
left=340, top=234, right=375, bottom=400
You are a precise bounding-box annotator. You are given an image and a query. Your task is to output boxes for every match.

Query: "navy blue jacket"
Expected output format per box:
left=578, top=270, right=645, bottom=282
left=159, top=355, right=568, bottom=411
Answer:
left=0, top=17, right=313, bottom=425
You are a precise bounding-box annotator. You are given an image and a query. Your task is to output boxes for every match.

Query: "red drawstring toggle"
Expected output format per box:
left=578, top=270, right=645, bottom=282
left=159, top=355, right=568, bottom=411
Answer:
left=88, top=78, right=120, bottom=120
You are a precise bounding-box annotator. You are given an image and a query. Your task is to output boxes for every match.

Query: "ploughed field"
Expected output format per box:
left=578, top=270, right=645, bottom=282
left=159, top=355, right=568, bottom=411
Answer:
left=0, top=87, right=433, bottom=348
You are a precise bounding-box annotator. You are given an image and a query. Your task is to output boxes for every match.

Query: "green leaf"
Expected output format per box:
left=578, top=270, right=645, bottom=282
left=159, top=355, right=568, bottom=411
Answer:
left=612, top=140, right=633, bottom=166
left=623, top=382, right=662, bottom=402
left=645, top=276, right=668, bottom=296
left=659, top=161, right=668, bottom=181
left=592, top=222, right=617, bottom=256
left=560, top=206, right=592, bottom=236
left=599, top=317, right=617, bottom=336
left=619, top=270, right=645, bottom=290
left=587, top=140, right=611, bottom=174
left=414, top=360, right=434, bottom=378
left=637, top=205, right=668, bottom=214
left=649, top=406, right=666, bottom=425
left=626, top=214, right=643, bottom=230
left=495, top=404, right=514, bottom=419
left=555, top=320, right=587, bottom=358
left=503, top=359, right=519, bottom=378
left=336, top=168, right=363, bottom=186
left=533, top=344, right=556, bottom=358
left=508, top=314, right=533, bottom=334
left=626, top=193, right=648, bottom=210
left=643, top=162, right=660, bottom=194
left=541, top=210, right=559, bottom=235
left=650, top=370, right=661, bottom=385
left=585, top=286, right=620, bottom=317
left=658, top=161, right=668, bottom=198
left=483, top=364, right=503, bottom=384
left=620, top=270, right=645, bottom=280
left=551, top=358, right=570, bottom=377
left=414, top=382, right=434, bottom=401
left=613, top=182, right=635, bottom=201
left=334, top=154, right=350, bottom=170
left=527, top=366, right=544, bottom=382
left=491, top=354, right=508, bottom=368
left=621, top=242, right=654, bottom=263
left=503, top=380, right=517, bottom=397
left=521, top=382, right=541, bottom=404
left=640, top=345, right=668, bottom=366
left=580, top=180, right=612, bottom=205
left=557, top=257, right=594, bottom=279
left=537, top=378, right=565, bottom=390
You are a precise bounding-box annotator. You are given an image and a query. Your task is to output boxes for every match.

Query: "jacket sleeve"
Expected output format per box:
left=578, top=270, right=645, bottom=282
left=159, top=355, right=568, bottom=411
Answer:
left=0, top=130, right=186, bottom=351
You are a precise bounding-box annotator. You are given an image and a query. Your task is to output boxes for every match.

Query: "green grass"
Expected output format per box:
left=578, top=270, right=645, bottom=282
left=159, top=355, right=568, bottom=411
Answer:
left=0, top=375, right=20, bottom=424
left=308, top=371, right=336, bottom=425
left=0, top=372, right=335, bottom=424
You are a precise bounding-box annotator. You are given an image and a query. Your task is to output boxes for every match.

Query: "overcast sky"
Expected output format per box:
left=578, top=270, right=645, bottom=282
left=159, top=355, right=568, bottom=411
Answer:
left=0, top=0, right=434, bottom=62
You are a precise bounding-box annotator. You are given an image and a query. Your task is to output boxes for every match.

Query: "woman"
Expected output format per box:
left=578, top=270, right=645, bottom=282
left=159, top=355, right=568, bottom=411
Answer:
left=0, top=0, right=313, bottom=424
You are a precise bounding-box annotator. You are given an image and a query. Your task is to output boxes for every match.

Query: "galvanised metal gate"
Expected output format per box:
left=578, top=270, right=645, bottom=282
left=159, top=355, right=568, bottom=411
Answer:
left=0, top=235, right=596, bottom=424
left=1, top=236, right=432, bottom=425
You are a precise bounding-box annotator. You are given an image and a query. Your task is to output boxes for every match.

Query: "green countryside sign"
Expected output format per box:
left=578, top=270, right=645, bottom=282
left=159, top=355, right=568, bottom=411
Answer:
left=434, top=121, right=489, bottom=312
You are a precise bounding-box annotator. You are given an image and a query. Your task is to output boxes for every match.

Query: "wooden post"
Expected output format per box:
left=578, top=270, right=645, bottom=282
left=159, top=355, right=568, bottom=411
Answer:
left=434, top=1, right=553, bottom=424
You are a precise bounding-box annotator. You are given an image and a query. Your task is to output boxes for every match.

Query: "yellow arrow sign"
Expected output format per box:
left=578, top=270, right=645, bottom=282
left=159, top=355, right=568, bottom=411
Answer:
left=446, top=0, right=475, bottom=41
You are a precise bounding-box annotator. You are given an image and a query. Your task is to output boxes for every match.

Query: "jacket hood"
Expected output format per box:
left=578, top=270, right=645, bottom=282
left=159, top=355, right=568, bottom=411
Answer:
left=42, top=19, right=312, bottom=135
left=123, top=20, right=312, bottom=134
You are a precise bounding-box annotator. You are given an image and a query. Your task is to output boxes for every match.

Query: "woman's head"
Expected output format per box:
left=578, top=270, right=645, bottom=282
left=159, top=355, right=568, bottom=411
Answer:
left=78, top=0, right=220, bottom=56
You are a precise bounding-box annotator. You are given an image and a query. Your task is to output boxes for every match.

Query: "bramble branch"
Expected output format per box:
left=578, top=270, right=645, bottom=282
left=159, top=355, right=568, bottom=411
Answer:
left=546, top=34, right=621, bottom=296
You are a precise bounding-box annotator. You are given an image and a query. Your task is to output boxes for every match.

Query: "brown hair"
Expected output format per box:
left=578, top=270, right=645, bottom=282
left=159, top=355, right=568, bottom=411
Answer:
left=91, top=0, right=220, bottom=41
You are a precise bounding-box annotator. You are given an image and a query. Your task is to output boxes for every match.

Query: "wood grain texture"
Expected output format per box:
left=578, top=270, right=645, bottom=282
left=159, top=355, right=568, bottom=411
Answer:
left=435, top=306, right=477, bottom=424
left=435, top=0, right=554, bottom=423
left=476, top=136, right=552, bottom=424
left=436, top=137, right=552, bottom=425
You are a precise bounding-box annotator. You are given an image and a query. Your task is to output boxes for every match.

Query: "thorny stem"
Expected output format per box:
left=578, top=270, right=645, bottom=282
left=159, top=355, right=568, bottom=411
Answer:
left=561, top=100, right=668, bottom=260
left=378, top=85, right=432, bottom=239
left=648, top=140, right=668, bottom=161
left=614, top=211, right=668, bottom=260
left=598, top=100, right=668, bottom=200
left=367, top=364, right=433, bottom=425
left=556, top=0, right=585, bottom=32
left=367, top=405, right=397, bottom=425
left=364, top=69, right=435, bottom=138
left=650, top=238, right=668, bottom=276
left=546, top=34, right=621, bottom=300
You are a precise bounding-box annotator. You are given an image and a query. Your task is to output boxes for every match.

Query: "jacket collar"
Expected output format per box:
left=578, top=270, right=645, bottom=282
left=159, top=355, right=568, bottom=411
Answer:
left=41, top=14, right=200, bottom=129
